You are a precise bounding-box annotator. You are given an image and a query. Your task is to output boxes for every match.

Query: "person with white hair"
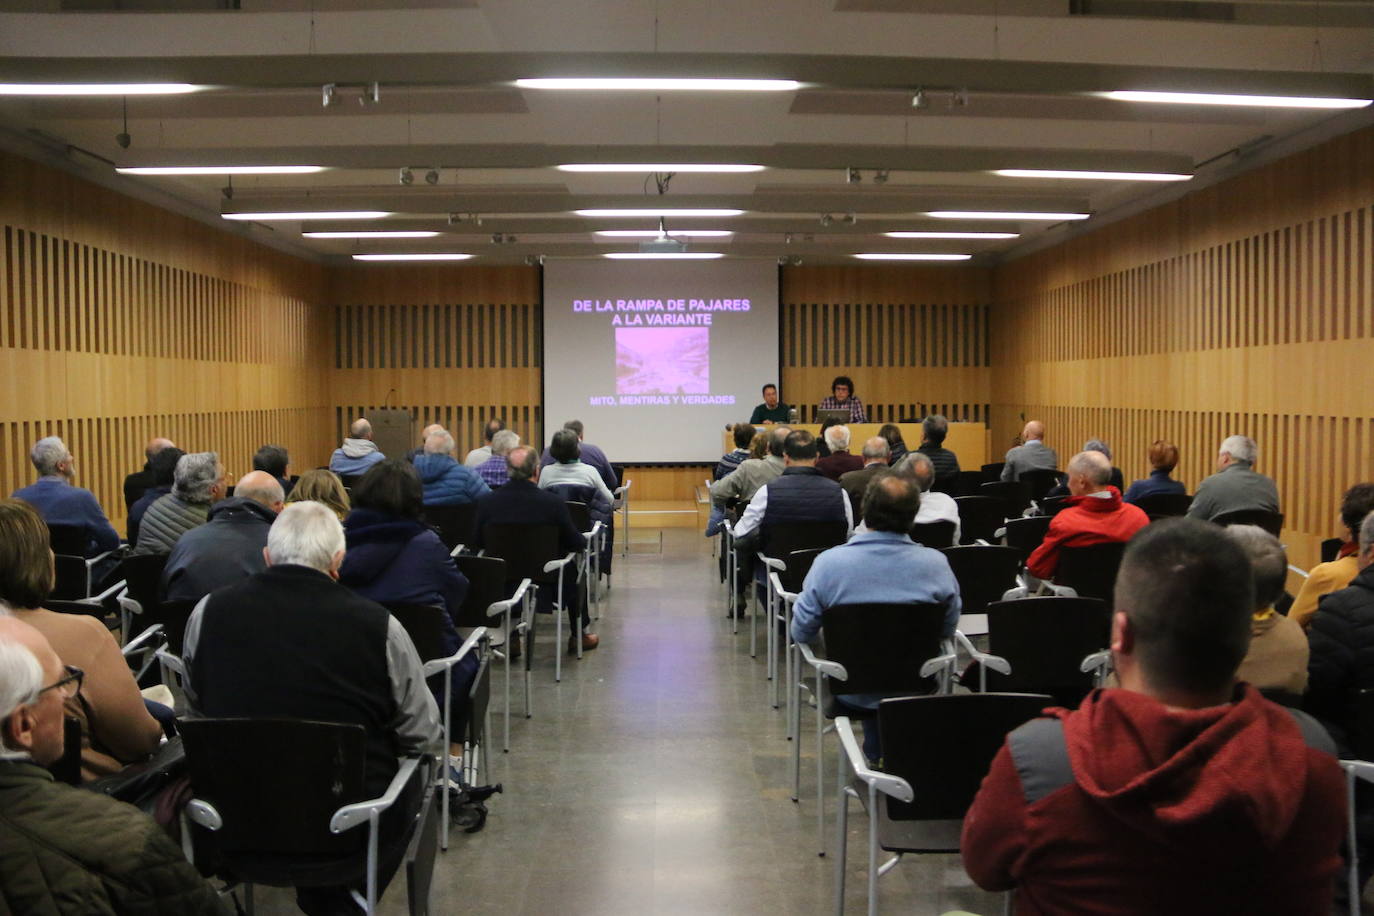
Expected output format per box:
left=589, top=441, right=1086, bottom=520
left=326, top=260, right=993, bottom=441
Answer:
left=1186, top=434, right=1281, bottom=522
left=815, top=424, right=864, bottom=481
left=475, top=428, right=521, bottom=488
left=1026, top=451, right=1149, bottom=582
left=413, top=428, right=490, bottom=506
left=0, top=616, right=226, bottom=914
left=183, top=500, right=441, bottom=913
left=161, top=470, right=286, bottom=603
left=11, top=436, right=120, bottom=558
left=894, top=451, right=963, bottom=544
left=329, top=416, right=387, bottom=477
left=131, top=451, right=225, bottom=557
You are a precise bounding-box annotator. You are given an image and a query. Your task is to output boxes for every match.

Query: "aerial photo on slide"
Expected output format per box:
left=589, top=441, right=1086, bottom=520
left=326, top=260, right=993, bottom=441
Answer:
left=615, top=327, right=710, bottom=395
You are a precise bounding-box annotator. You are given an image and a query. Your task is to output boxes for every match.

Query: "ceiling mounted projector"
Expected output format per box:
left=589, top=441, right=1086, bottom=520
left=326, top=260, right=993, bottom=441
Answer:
left=638, top=237, right=688, bottom=254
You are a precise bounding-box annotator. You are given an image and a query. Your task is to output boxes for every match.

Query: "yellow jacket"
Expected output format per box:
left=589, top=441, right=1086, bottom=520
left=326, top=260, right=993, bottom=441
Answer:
left=1292, top=555, right=1359, bottom=629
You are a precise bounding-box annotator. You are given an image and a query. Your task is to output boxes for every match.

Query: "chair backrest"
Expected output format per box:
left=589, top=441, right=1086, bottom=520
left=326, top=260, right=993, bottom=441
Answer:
left=338, top=474, right=364, bottom=491
left=1321, top=537, right=1344, bottom=564
left=819, top=602, right=948, bottom=697
left=984, top=597, right=1111, bottom=703
left=979, top=480, right=1030, bottom=519
left=50, top=555, right=91, bottom=601
left=940, top=545, right=1022, bottom=614
left=878, top=693, right=1051, bottom=824
left=1055, top=542, right=1128, bottom=608
left=1003, top=515, right=1052, bottom=559
left=122, top=554, right=168, bottom=630
left=979, top=462, right=1005, bottom=482
left=383, top=603, right=448, bottom=663
left=42, top=600, right=106, bottom=621
left=1133, top=492, right=1193, bottom=521
left=47, top=523, right=89, bottom=557
left=482, top=523, right=561, bottom=584
left=45, top=716, right=84, bottom=786
left=1039, top=495, right=1071, bottom=516
left=452, top=555, right=509, bottom=629
left=1355, top=689, right=1374, bottom=762
left=951, top=470, right=986, bottom=498
left=180, top=718, right=367, bottom=857
left=778, top=547, right=827, bottom=595
left=564, top=500, right=592, bottom=533
left=909, top=520, right=956, bottom=550
left=156, top=600, right=198, bottom=655
left=760, top=520, right=848, bottom=561
left=420, top=503, right=477, bottom=552
left=952, top=496, right=1006, bottom=545
left=1020, top=468, right=1065, bottom=502
left=1212, top=508, right=1284, bottom=538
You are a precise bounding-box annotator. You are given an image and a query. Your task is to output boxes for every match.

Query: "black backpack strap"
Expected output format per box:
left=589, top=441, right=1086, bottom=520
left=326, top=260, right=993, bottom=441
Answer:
left=1284, top=707, right=1337, bottom=756
left=1008, top=717, right=1074, bottom=805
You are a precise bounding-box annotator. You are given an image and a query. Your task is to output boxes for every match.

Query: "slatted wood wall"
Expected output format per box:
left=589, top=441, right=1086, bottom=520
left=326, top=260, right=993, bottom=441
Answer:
left=991, top=124, right=1374, bottom=570
left=0, top=150, right=333, bottom=532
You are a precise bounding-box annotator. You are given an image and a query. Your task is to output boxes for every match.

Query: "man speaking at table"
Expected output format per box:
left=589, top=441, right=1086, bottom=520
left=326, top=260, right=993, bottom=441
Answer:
left=749, top=383, right=791, bottom=425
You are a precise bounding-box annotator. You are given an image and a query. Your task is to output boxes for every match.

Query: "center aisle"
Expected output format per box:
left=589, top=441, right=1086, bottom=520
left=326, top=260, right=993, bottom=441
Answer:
left=261, top=528, right=1004, bottom=915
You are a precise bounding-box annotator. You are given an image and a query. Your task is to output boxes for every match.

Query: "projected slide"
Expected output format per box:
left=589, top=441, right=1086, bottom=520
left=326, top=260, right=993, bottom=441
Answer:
left=543, top=260, right=780, bottom=463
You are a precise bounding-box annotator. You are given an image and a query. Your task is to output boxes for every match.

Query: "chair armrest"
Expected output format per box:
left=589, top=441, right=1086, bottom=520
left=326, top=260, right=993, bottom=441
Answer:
left=758, top=554, right=785, bottom=571
left=487, top=578, right=533, bottom=618
left=331, top=756, right=424, bottom=834
left=1342, top=760, right=1374, bottom=785
left=835, top=717, right=914, bottom=802
left=84, top=549, right=118, bottom=570
left=421, top=627, right=490, bottom=677
left=1287, top=563, right=1309, bottom=580
left=993, top=526, right=1007, bottom=540
left=542, top=552, right=577, bottom=574
left=90, top=579, right=128, bottom=603
left=920, top=639, right=959, bottom=681
left=722, top=519, right=735, bottom=537
left=1080, top=650, right=1113, bottom=676
left=121, top=625, right=165, bottom=658
left=796, top=640, right=848, bottom=681
left=449, top=543, right=465, bottom=558
left=954, top=630, right=1010, bottom=675
left=155, top=648, right=187, bottom=681
left=185, top=798, right=222, bottom=831
left=766, top=571, right=798, bottom=604
left=587, top=521, right=603, bottom=540
left=974, top=538, right=992, bottom=547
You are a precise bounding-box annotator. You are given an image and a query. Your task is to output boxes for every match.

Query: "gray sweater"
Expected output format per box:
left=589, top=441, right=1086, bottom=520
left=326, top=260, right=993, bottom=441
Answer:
left=1185, top=461, right=1280, bottom=522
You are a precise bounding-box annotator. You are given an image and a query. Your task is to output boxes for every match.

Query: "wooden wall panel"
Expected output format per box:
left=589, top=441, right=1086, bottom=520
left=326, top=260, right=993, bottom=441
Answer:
left=991, top=124, right=1374, bottom=570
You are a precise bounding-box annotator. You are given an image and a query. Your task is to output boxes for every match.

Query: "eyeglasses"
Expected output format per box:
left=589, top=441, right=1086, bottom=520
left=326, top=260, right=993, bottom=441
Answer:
left=38, top=665, right=84, bottom=699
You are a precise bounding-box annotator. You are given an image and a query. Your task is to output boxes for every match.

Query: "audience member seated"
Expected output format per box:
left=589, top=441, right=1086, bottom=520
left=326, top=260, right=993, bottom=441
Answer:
left=1306, top=509, right=1374, bottom=753
left=183, top=501, right=442, bottom=914
left=894, top=451, right=962, bottom=543
left=747, top=430, right=768, bottom=460
left=127, top=446, right=184, bottom=546
left=132, top=452, right=225, bottom=557
left=877, top=423, right=908, bottom=467
left=476, top=429, right=520, bottom=488
left=251, top=443, right=293, bottom=496
left=0, top=499, right=163, bottom=782
left=1290, top=482, right=1374, bottom=628
left=1186, top=434, right=1280, bottom=522
left=1000, top=420, right=1059, bottom=482
left=710, top=425, right=789, bottom=511
left=815, top=417, right=838, bottom=458
left=12, top=437, right=120, bottom=559
left=839, top=437, right=890, bottom=516
left=1026, top=451, right=1148, bottom=582
left=715, top=423, right=755, bottom=482
left=916, top=414, right=960, bottom=489
left=329, top=417, right=387, bottom=477
left=541, top=420, right=618, bottom=491
left=162, top=471, right=284, bottom=604
left=284, top=468, right=351, bottom=520
left=0, top=616, right=226, bottom=914
left=1123, top=439, right=1187, bottom=504
left=818, top=374, right=867, bottom=423
left=122, top=437, right=176, bottom=512
left=463, top=418, right=505, bottom=468
left=405, top=423, right=444, bottom=464
left=1041, top=439, right=1125, bottom=499
left=816, top=425, right=864, bottom=481
left=414, top=430, right=490, bottom=507
left=338, top=460, right=474, bottom=780
left=790, top=473, right=959, bottom=763
left=539, top=428, right=614, bottom=519
left=749, top=383, right=790, bottom=425
left=963, top=518, right=1345, bottom=914
left=474, top=447, right=598, bottom=652
left=732, top=429, right=853, bottom=551
left=1226, top=524, right=1308, bottom=697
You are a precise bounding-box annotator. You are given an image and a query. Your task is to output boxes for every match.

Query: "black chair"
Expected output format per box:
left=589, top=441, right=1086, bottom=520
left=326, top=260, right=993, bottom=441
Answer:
left=1003, top=515, right=1051, bottom=560
left=1213, top=508, right=1284, bottom=537
left=45, top=717, right=85, bottom=786
left=180, top=718, right=434, bottom=915
left=950, top=470, right=986, bottom=497
left=979, top=480, right=1030, bottom=519
left=909, top=520, right=956, bottom=550
left=764, top=546, right=832, bottom=727
left=1020, top=467, right=1065, bottom=503
left=420, top=504, right=477, bottom=553
left=1133, top=492, right=1193, bottom=521
left=121, top=553, right=168, bottom=641
left=157, top=599, right=197, bottom=657
left=48, top=523, right=115, bottom=600
left=941, top=545, right=1022, bottom=615
left=338, top=473, right=365, bottom=491
left=833, top=693, right=1052, bottom=913
left=1321, top=538, right=1345, bottom=564
left=756, top=520, right=848, bottom=668
left=965, top=597, right=1112, bottom=707
left=1039, top=495, right=1071, bottom=516
left=953, top=495, right=1005, bottom=545
left=453, top=554, right=533, bottom=750
left=1054, top=542, right=1128, bottom=609
left=979, top=462, right=1005, bottom=482
left=481, top=523, right=580, bottom=682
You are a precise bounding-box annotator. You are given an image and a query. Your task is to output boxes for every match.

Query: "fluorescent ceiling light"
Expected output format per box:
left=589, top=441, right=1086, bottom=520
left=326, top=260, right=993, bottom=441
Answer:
left=222, top=211, right=390, bottom=221
left=928, top=210, right=1090, bottom=221
left=604, top=252, right=725, bottom=260
left=517, top=78, right=800, bottom=92
left=1102, top=90, right=1371, bottom=109
left=993, top=168, right=1190, bottom=182
left=576, top=208, right=744, bottom=218
left=304, top=231, right=439, bottom=239
left=0, top=82, right=201, bottom=96
left=885, top=231, right=1019, bottom=240
left=558, top=163, right=765, bottom=173
left=119, top=165, right=326, bottom=176
left=596, top=229, right=733, bottom=238
left=853, top=253, right=972, bottom=261
left=352, top=253, right=474, bottom=261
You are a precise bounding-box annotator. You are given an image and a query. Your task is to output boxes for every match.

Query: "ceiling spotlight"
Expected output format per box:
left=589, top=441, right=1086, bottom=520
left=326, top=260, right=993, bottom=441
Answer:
left=524, top=254, right=545, bottom=266
left=778, top=255, right=803, bottom=266
left=911, top=88, right=927, bottom=109
left=425, top=168, right=440, bottom=186
left=873, top=170, right=889, bottom=185
left=398, top=167, right=414, bottom=186
left=491, top=233, right=518, bottom=244
left=363, top=82, right=381, bottom=106
left=322, top=83, right=336, bottom=108
left=846, top=167, right=862, bottom=184
left=820, top=214, right=834, bottom=226
left=448, top=212, right=482, bottom=226
left=840, top=213, right=857, bottom=225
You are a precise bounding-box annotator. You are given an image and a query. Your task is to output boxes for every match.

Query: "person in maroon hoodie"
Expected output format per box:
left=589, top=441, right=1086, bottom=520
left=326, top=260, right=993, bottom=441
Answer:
left=962, top=518, right=1346, bottom=915
left=1026, top=450, right=1148, bottom=582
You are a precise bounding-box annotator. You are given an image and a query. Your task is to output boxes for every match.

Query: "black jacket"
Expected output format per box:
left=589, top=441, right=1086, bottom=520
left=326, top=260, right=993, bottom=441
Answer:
left=161, top=497, right=277, bottom=603
left=473, top=479, right=585, bottom=557
left=1307, top=563, right=1374, bottom=755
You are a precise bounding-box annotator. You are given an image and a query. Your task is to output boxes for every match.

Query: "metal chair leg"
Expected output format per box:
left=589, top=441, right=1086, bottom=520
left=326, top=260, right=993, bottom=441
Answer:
left=818, top=696, right=827, bottom=856
left=834, top=755, right=850, bottom=914
left=866, top=784, right=880, bottom=916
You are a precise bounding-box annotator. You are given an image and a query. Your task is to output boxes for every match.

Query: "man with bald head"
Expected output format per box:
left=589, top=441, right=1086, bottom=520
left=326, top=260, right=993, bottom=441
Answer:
left=161, top=470, right=285, bottom=603
left=1026, top=450, right=1148, bottom=581
left=0, top=617, right=226, bottom=913
left=1001, top=420, right=1059, bottom=482
left=329, top=417, right=386, bottom=476
left=123, top=437, right=176, bottom=511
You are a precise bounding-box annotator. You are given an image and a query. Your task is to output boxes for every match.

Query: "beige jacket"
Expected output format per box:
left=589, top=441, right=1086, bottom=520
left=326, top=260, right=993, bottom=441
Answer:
left=1236, top=608, right=1309, bottom=696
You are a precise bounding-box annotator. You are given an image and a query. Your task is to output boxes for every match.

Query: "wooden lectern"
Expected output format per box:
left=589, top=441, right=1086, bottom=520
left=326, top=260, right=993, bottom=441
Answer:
left=369, top=408, right=414, bottom=463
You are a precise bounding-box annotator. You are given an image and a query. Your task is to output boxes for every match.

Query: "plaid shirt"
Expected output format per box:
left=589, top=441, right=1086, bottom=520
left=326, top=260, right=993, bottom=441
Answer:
left=817, top=395, right=867, bottom=423
left=476, top=454, right=509, bottom=488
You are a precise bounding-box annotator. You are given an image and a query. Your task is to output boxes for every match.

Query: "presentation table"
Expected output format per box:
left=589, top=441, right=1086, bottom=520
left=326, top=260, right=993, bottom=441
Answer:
left=721, top=422, right=987, bottom=469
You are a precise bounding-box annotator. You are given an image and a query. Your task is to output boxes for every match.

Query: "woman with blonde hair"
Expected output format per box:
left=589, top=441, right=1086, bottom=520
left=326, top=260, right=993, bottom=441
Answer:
left=285, top=468, right=351, bottom=520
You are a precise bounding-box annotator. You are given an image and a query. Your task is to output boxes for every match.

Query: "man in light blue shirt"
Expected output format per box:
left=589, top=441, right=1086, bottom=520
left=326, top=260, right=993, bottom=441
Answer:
left=791, top=472, right=961, bottom=763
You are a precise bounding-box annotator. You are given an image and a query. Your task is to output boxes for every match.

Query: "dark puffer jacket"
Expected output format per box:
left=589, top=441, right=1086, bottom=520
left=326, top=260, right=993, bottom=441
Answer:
left=1306, top=563, right=1374, bottom=756
left=0, top=759, right=228, bottom=915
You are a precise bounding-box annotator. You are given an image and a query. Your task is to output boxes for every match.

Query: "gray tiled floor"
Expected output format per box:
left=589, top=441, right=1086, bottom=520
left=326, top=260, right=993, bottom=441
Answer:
left=247, top=528, right=1004, bottom=915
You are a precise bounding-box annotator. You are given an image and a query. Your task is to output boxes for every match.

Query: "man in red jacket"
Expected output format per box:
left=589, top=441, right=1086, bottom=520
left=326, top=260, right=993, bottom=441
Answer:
left=962, top=518, right=1346, bottom=915
left=1026, top=450, right=1148, bottom=581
